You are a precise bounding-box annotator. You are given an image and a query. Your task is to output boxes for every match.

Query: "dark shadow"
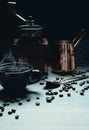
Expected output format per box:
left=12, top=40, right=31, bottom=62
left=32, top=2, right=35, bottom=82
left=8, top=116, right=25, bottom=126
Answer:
left=0, top=88, right=40, bottom=101
left=44, top=85, right=60, bottom=90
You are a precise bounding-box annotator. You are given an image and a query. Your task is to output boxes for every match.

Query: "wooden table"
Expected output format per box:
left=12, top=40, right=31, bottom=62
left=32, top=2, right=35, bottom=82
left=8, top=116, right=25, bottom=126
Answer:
left=0, top=66, right=89, bottom=130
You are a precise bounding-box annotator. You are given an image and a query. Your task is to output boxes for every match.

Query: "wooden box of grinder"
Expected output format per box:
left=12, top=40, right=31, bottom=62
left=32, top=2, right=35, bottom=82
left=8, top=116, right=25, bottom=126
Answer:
left=12, top=38, right=48, bottom=75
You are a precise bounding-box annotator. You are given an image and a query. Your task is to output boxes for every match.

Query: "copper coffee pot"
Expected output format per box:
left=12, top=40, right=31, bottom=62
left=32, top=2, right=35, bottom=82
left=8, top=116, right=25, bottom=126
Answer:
left=52, top=28, right=86, bottom=73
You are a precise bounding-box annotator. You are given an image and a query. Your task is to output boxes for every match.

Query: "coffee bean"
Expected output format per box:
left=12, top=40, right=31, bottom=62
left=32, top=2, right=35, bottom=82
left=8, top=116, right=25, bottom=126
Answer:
left=35, top=102, right=40, bottom=106
left=18, top=101, right=23, bottom=105
left=26, top=98, right=30, bottom=102
left=8, top=111, right=12, bottom=115
left=36, top=97, right=40, bottom=100
left=46, top=97, right=52, bottom=103
left=0, top=112, right=3, bottom=117
left=59, top=89, right=63, bottom=92
left=40, top=82, right=44, bottom=85
left=72, top=87, right=76, bottom=91
left=0, top=106, right=5, bottom=112
left=53, top=91, right=58, bottom=95
left=80, top=92, right=84, bottom=96
left=15, top=115, right=19, bottom=119
left=59, top=94, right=63, bottom=97
left=56, top=77, right=59, bottom=80
left=86, top=80, right=89, bottom=84
left=11, top=109, right=16, bottom=113
left=16, top=98, right=22, bottom=102
left=67, top=93, right=71, bottom=97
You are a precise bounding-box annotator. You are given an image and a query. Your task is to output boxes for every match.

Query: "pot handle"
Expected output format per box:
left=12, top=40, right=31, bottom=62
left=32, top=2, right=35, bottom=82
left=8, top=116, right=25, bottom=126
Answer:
left=28, top=69, right=42, bottom=84
left=73, top=28, right=86, bottom=47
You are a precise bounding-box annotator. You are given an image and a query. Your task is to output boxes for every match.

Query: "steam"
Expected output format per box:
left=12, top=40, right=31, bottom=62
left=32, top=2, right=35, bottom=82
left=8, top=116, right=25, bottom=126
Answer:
left=0, top=50, right=30, bottom=73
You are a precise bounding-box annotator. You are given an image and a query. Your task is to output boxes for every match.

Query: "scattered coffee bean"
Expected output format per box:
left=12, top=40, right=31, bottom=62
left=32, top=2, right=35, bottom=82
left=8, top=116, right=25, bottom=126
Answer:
left=36, top=97, right=40, bottom=100
left=59, top=89, right=63, bottom=92
left=16, top=98, right=22, bottom=102
left=18, top=101, right=23, bottom=105
left=0, top=106, right=5, bottom=112
left=53, top=91, right=58, bottom=95
left=79, top=81, right=85, bottom=86
left=51, top=96, right=55, bottom=101
left=40, top=82, right=44, bottom=85
left=67, top=93, right=71, bottom=97
left=10, top=99, right=15, bottom=103
left=72, top=87, right=76, bottom=91
left=64, top=88, right=69, bottom=92
left=2, top=103, right=7, bottom=107
left=26, top=98, right=30, bottom=102
left=11, top=109, right=16, bottom=113
left=15, top=115, right=19, bottom=119
left=56, top=77, right=59, bottom=80
left=44, top=76, right=48, bottom=79
left=71, top=81, right=77, bottom=84
left=86, top=80, right=89, bottom=84
left=45, top=91, right=53, bottom=95
left=59, top=94, right=63, bottom=97
left=0, top=112, right=3, bottom=117
left=8, top=111, right=12, bottom=115
left=80, top=91, right=84, bottom=96
left=35, top=102, right=40, bottom=106
left=46, top=97, right=52, bottom=103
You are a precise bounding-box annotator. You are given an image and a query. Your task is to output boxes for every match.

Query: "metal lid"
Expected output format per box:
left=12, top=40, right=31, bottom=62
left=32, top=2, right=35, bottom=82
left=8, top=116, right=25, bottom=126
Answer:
left=58, top=40, right=72, bottom=43
left=18, top=24, right=43, bottom=31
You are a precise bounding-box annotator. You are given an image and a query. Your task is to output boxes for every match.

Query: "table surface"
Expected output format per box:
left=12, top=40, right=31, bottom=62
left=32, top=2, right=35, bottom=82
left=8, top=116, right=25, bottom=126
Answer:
left=0, top=66, right=89, bottom=130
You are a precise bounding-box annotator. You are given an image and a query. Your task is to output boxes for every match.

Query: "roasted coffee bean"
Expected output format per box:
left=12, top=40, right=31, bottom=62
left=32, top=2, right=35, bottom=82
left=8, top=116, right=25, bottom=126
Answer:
left=16, top=98, right=22, bottom=102
left=2, top=103, right=7, bottom=107
left=18, top=101, right=23, bottom=105
left=53, top=91, right=58, bottom=95
left=84, top=87, right=88, bottom=90
left=71, top=81, right=77, bottom=84
left=51, top=96, right=55, bottom=100
left=46, top=97, right=52, bottom=103
left=72, top=87, right=76, bottom=91
left=3, top=98, right=10, bottom=102
left=35, top=102, right=40, bottom=106
left=56, top=77, right=59, bottom=80
left=15, top=115, right=19, bottom=119
left=26, top=98, right=30, bottom=102
left=11, top=109, right=16, bottom=113
left=67, top=93, right=71, bottom=97
left=79, top=81, right=85, bottom=86
left=86, top=70, right=89, bottom=72
left=59, top=94, right=63, bottom=97
left=86, top=80, right=89, bottom=84
left=45, top=91, right=53, bottom=95
left=0, top=112, right=3, bottom=117
left=41, top=77, right=45, bottom=80
left=80, top=92, right=84, bottom=96
left=10, top=99, right=15, bottom=103
left=0, top=106, right=5, bottom=112
left=44, top=76, right=48, bottom=79
left=8, top=111, right=12, bottom=115
left=64, top=88, right=69, bottom=92
left=6, top=103, right=10, bottom=106
left=36, top=97, right=40, bottom=100
left=59, top=89, right=63, bottom=92
left=40, top=82, right=44, bottom=85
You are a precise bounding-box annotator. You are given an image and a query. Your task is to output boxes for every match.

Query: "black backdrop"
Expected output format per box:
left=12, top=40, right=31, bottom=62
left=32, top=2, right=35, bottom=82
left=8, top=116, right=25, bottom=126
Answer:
left=0, top=0, right=89, bottom=65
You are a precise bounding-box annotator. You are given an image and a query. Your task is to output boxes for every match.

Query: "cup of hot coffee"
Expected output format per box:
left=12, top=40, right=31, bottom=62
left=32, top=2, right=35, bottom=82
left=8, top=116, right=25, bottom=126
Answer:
left=0, top=62, right=41, bottom=91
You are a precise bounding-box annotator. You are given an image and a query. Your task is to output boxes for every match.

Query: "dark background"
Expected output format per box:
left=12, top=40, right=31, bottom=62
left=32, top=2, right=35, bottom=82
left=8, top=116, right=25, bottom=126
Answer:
left=0, top=0, right=89, bottom=66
